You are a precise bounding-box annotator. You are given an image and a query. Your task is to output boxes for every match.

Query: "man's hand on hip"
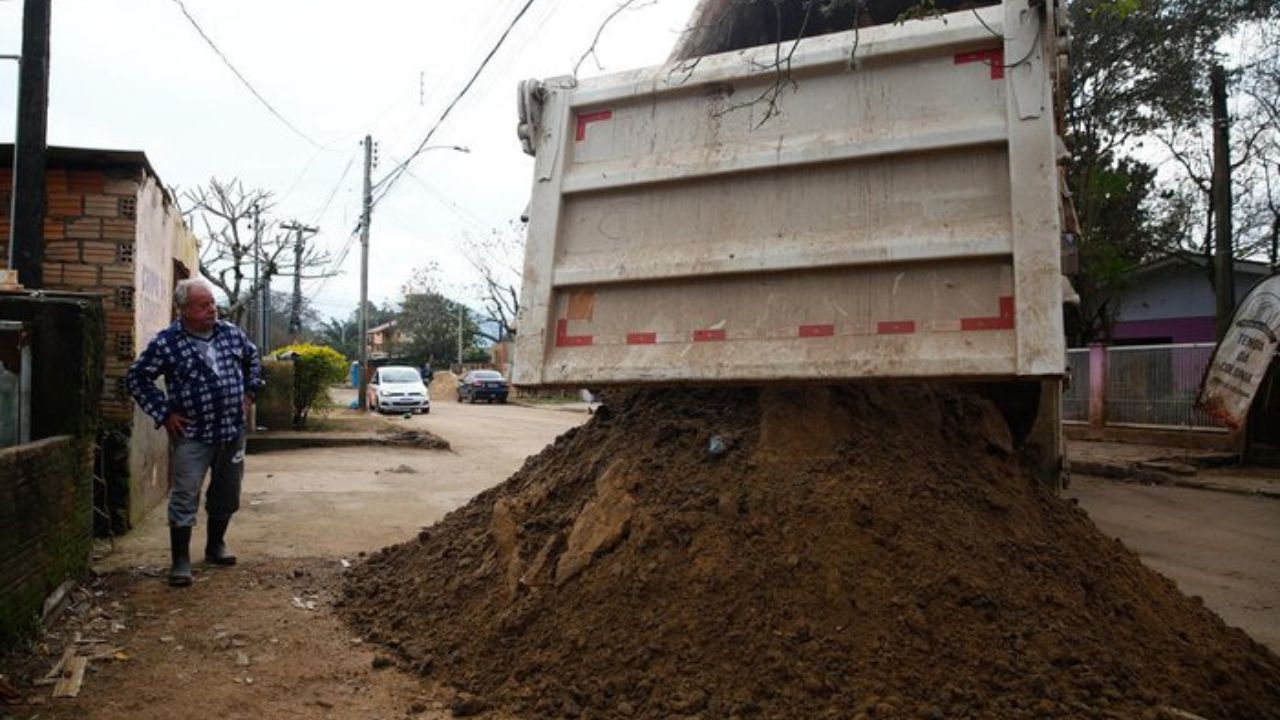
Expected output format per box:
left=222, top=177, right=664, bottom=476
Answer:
left=164, top=413, right=192, bottom=438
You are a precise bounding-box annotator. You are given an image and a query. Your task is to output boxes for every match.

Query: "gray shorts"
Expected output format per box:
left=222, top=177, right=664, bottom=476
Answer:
left=169, top=433, right=246, bottom=528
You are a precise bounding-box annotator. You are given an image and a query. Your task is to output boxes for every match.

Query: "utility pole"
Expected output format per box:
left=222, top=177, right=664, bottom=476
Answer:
left=358, top=135, right=373, bottom=410
left=8, top=0, right=52, bottom=287
left=457, top=304, right=463, bottom=367
left=280, top=221, right=318, bottom=337
left=261, top=280, right=270, bottom=350
left=251, top=203, right=261, bottom=342
left=1211, top=64, right=1235, bottom=340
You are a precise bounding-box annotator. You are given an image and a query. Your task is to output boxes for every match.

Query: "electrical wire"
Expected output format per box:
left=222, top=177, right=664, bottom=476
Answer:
left=169, top=0, right=330, bottom=150
left=309, top=152, right=357, bottom=226
left=400, top=167, right=490, bottom=230
left=971, top=7, right=1003, bottom=40
left=284, top=151, right=359, bottom=306
left=303, top=227, right=360, bottom=306
left=370, top=0, right=540, bottom=207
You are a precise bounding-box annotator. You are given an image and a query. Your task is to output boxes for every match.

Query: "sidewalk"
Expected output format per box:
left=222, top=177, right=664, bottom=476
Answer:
left=1067, top=439, right=1280, bottom=499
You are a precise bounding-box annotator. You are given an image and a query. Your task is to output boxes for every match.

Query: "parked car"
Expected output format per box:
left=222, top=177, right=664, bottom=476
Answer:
left=368, top=365, right=430, bottom=414
left=458, top=370, right=509, bottom=404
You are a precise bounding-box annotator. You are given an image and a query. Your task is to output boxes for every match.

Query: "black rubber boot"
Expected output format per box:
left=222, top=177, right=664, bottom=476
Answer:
left=169, top=526, right=193, bottom=587
left=205, top=516, right=237, bottom=566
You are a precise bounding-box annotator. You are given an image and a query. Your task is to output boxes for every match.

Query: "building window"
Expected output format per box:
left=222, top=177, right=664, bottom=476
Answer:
left=118, top=197, right=137, bottom=219
left=117, top=286, right=135, bottom=310
left=115, top=332, right=133, bottom=360
left=118, top=243, right=135, bottom=264
left=115, top=376, right=129, bottom=401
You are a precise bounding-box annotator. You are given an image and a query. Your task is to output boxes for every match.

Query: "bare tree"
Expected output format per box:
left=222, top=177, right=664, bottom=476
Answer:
left=180, top=178, right=334, bottom=324
left=1234, top=22, right=1280, bottom=268
left=572, top=0, right=658, bottom=82
left=1153, top=28, right=1280, bottom=267
left=464, top=222, right=524, bottom=344
left=665, top=1, right=999, bottom=127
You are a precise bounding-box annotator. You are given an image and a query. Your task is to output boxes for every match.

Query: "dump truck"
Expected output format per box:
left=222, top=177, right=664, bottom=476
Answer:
left=514, top=0, right=1073, bottom=478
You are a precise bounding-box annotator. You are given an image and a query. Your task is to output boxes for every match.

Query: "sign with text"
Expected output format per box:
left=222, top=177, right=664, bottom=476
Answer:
left=1198, top=274, right=1280, bottom=429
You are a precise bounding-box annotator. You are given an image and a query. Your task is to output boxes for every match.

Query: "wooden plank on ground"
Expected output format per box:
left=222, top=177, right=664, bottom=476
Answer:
left=43, top=646, right=75, bottom=681
left=51, top=656, right=88, bottom=699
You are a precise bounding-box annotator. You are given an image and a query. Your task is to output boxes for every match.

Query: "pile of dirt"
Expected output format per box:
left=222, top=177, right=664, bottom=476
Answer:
left=430, top=371, right=459, bottom=402
left=342, top=386, right=1280, bottom=719
left=379, top=429, right=450, bottom=451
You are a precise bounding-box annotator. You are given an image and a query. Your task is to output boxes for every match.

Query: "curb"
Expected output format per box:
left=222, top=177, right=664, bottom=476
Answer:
left=1071, top=460, right=1280, bottom=500
left=246, top=431, right=450, bottom=454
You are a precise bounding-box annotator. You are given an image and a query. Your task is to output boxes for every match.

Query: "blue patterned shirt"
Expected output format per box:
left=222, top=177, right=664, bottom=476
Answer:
left=126, top=320, right=264, bottom=444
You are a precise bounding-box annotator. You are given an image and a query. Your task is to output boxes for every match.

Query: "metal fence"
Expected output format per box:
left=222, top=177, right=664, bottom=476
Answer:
left=1103, top=343, right=1222, bottom=429
left=1063, top=349, right=1090, bottom=422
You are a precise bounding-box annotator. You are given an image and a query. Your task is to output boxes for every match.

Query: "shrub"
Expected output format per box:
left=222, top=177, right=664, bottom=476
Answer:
left=270, top=343, right=347, bottom=427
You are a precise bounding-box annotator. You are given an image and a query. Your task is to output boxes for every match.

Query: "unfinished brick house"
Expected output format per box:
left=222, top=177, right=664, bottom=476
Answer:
left=1, top=145, right=199, bottom=531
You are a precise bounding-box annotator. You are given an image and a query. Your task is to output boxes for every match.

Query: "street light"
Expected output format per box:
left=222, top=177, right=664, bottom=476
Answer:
left=356, top=141, right=470, bottom=411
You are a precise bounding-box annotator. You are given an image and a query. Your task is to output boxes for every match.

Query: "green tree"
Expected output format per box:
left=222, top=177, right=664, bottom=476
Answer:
left=395, top=267, right=485, bottom=366
left=270, top=343, right=347, bottom=427
left=1068, top=155, right=1166, bottom=343
left=317, top=301, right=395, bottom=361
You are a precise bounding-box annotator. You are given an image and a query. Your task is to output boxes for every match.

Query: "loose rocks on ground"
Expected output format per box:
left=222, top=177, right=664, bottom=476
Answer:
left=343, top=385, right=1280, bottom=719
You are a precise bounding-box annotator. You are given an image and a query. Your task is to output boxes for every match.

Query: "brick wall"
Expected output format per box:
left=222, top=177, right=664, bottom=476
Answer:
left=0, top=436, right=92, bottom=645
left=0, top=166, right=141, bottom=425
left=2, top=151, right=201, bottom=535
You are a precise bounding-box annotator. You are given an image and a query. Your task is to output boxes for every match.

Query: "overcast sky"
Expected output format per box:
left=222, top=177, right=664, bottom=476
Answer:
left=0, top=0, right=700, bottom=321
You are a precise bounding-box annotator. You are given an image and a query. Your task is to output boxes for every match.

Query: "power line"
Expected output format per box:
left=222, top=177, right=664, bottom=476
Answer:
left=309, top=152, right=357, bottom=225
left=400, top=166, right=489, bottom=230
left=304, top=227, right=360, bottom=307
left=297, top=149, right=362, bottom=307
left=371, top=0, right=540, bottom=207
left=169, top=0, right=328, bottom=150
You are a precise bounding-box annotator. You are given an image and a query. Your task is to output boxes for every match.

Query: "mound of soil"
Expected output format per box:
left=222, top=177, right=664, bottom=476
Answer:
left=342, top=386, right=1280, bottom=719
left=430, top=371, right=460, bottom=402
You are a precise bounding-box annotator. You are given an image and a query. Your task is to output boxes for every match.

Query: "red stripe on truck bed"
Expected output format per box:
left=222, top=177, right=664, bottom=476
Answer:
left=626, top=332, right=657, bottom=345
left=960, top=295, right=1015, bottom=331
left=798, top=324, right=835, bottom=338
left=954, top=48, right=1004, bottom=80
left=575, top=110, right=613, bottom=141
left=693, top=329, right=727, bottom=342
left=555, top=319, right=593, bottom=347
left=877, top=321, right=916, bottom=335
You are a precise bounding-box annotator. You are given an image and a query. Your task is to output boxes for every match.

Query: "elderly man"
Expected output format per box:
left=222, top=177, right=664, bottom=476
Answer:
left=126, top=278, right=264, bottom=587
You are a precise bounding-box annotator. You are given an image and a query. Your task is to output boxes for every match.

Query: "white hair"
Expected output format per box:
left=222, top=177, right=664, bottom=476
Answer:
left=174, top=278, right=215, bottom=309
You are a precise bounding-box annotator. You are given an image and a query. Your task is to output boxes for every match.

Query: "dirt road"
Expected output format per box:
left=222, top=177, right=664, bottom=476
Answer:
left=1067, top=475, right=1280, bottom=652
left=0, top=403, right=584, bottom=719
left=97, top=401, right=586, bottom=571
left=5, top=404, right=1278, bottom=718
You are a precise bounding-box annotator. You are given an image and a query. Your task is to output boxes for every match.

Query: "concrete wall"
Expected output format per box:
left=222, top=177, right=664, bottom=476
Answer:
left=1113, top=264, right=1269, bottom=343
left=0, top=294, right=106, bottom=441
left=256, top=360, right=296, bottom=431
left=0, top=436, right=92, bottom=645
left=0, top=293, right=103, bottom=646
left=126, top=173, right=200, bottom=526
left=0, top=151, right=200, bottom=532
left=1112, top=317, right=1217, bottom=344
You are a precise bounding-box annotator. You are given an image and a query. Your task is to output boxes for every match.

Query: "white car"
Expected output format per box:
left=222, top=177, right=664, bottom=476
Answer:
left=368, top=365, right=430, bottom=414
